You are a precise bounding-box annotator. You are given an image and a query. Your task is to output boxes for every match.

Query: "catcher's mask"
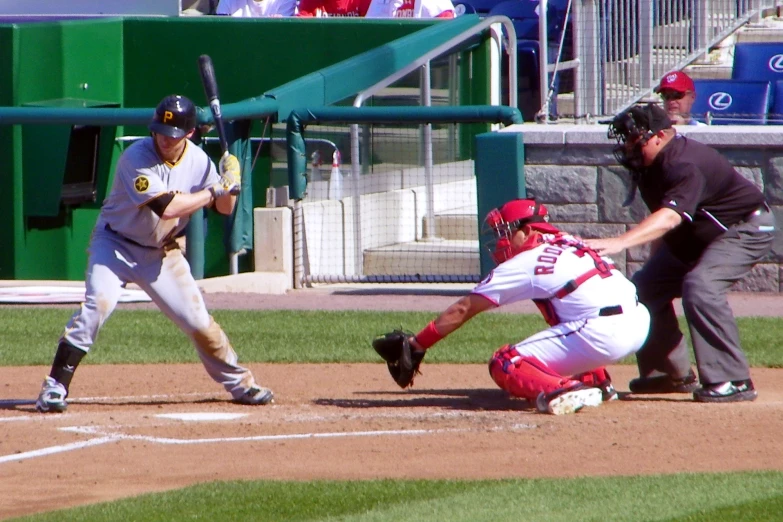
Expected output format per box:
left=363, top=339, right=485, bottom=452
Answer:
left=608, top=103, right=672, bottom=173
left=483, top=199, right=559, bottom=265
left=149, top=94, right=196, bottom=139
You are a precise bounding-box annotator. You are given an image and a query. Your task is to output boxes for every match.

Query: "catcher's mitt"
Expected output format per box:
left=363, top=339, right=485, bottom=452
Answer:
left=372, top=330, right=426, bottom=388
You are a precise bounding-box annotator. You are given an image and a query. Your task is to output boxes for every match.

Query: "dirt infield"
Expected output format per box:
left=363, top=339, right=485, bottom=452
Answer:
left=2, top=288, right=783, bottom=520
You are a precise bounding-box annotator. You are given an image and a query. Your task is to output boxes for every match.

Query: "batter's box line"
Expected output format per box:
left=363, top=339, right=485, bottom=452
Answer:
left=0, top=424, right=532, bottom=465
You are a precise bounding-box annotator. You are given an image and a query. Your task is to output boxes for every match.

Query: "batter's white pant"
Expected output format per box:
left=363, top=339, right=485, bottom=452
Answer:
left=62, top=231, right=258, bottom=399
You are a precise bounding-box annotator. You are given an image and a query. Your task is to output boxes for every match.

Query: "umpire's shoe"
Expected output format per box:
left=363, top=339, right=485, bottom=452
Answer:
left=693, top=379, right=757, bottom=403
left=235, top=386, right=274, bottom=405
left=628, top=369, right=698, bottom=394
left=35, top=376, right=68, bottom=413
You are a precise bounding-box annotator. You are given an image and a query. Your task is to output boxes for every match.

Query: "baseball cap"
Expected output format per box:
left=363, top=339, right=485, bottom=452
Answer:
left=654, top=71, right=695, bottom=93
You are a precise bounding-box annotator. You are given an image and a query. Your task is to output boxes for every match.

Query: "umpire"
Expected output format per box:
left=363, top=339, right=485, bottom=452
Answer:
left=585, top=103, right=775, bottom=403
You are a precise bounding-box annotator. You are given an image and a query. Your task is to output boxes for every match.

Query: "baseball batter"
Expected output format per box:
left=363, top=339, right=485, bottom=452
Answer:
left=380, top=199, right=650, bottom=415
left=35, top=94, right=274, bottom=413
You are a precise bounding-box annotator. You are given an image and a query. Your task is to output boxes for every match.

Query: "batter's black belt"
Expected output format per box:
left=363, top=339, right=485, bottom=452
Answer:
left=104, top=224, right=180, bottom=251
left=598, top=305, right=623, bottom=317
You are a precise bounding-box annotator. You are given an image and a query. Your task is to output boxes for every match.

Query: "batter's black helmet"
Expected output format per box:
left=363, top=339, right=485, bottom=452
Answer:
left=148, top=95, right=196, bottom=138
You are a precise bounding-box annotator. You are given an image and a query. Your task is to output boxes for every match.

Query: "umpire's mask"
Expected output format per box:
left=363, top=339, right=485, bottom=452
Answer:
left=608, top=103, right=672, bottom=173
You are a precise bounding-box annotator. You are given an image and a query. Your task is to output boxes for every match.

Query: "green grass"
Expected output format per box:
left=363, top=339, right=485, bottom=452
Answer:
left=1, top=308, right=782, bottom=367
left=6, top=308, right=783, bottom=522
left=12, top=472, right=783, bottom=522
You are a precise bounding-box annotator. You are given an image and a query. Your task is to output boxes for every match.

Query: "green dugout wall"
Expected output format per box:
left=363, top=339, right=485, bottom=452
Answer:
left=0, top=16, right=494, bottom=280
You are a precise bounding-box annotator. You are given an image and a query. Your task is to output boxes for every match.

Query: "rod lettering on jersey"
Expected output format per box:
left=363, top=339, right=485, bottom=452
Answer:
left=534, top=245, right=565, bottom=275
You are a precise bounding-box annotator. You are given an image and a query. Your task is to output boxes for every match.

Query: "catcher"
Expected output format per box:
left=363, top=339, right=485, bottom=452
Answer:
left=373, top=198, right=651, bottom=415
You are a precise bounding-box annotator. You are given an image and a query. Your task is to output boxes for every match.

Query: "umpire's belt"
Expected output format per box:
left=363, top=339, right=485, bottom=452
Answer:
left=598, top=305, right=623, bottom=317
left=744, top=202, right=771, bottom=221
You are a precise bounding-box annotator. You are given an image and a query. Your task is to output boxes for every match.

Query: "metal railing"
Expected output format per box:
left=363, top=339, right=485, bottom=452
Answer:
left=547, top=0, right=782, bottom=120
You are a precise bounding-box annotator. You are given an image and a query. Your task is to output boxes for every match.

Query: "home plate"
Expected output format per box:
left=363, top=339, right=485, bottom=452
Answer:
left=156, top=413, right=248, bottom=421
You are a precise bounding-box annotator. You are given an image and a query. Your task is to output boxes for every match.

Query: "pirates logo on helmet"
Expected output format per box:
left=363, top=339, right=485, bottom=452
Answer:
left=148, top=95, right=197, bottom=139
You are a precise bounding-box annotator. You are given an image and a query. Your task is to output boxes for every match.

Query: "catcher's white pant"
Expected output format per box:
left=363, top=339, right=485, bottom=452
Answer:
left=513, top=299, right=651, bottom=377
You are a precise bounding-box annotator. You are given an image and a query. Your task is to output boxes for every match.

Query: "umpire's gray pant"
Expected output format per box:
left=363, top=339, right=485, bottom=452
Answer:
left=632, top=207, right=775, bottom=385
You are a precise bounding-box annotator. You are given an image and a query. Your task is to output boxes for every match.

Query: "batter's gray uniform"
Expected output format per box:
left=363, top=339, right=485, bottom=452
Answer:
left=61, top=137, right=261, bottom=400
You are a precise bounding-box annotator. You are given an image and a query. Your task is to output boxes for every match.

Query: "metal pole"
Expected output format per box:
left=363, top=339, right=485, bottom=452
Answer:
left=447, top=53, right=458, bottom=160
left=293, top=200, right=305, bottom=288
left=421, top=62, right=437, bottom=241
left=639, top=0, right=653, bottom=90
left=539, top=0, right=550, bottom=122
left=349, top=124, right=363, bottom=275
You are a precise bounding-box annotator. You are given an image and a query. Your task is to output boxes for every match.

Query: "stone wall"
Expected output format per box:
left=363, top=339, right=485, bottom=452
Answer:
left=504, top=124, right=783, bottom=292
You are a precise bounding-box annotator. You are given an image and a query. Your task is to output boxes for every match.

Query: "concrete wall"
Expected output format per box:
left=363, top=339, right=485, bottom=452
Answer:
left=506, top=124, right=783, bottom=293
left=301, top=177, right=477, bottom=278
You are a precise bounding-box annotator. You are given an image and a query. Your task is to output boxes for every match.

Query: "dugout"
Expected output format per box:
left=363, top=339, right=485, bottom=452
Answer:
left=0, top=15, right=496, bottom=281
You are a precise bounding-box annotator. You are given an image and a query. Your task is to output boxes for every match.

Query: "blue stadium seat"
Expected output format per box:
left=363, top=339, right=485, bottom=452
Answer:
left=458, top=0, right=510, bottom=15
left=769, top=80, right=783, bottom=125
left=732, top=42, right=783, bottom=82
left=691, top=79, right=772, bottom=125
left=453, top=1, right=477, bottom=15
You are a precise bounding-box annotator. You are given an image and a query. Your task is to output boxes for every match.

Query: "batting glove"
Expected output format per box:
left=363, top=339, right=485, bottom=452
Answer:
left=218, top=152, right=241, bottom=195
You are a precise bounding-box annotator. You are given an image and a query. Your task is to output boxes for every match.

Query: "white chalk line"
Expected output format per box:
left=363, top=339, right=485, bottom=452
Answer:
left=60, top=424, right=477, bottom=444
left=0, top=436, right=117, bottom=464
left=0, top=425, right=477, bottom=465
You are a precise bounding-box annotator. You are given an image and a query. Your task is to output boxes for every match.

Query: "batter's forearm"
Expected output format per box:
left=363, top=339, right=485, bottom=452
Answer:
left=161, top=190, right=212, bottom=219
left=214, top=193, right=237, bottom=215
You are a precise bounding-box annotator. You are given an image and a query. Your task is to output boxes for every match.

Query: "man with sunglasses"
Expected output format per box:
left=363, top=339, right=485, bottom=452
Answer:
left=378, top=198, right=650, bottom=415
left=585, top=103, right=775, bottom=403
left=655, top=70, right=706, bottom=126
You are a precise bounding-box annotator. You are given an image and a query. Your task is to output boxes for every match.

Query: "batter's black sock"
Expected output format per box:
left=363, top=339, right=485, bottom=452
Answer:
left=49, top=341, right=87, bottom=392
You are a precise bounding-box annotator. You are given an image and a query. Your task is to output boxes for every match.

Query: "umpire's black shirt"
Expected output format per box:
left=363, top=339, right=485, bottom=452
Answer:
left=638, top=134, right=766, bottom=263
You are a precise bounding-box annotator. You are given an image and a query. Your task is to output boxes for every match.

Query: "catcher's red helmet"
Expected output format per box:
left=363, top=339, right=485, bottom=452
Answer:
left=484, top=199, right=559, bottom=264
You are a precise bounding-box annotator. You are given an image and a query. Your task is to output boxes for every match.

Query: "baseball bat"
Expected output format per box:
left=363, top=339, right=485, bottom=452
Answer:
left=197, top=54, right=229, bottom=155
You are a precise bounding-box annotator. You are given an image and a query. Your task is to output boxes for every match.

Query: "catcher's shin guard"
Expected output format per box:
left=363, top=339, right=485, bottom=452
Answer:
left=488, top=345, right=580, bottom=402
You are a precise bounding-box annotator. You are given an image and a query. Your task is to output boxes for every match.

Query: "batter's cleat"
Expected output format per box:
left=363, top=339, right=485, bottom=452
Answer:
left=235, top=386, right=274, bottom=405
left=35, top=376, right=68, bottom=413
left=628, top=369, right=699, bottom=394
left=693, top=380, right=757, bottom=403
left=535, top=385, right=603, bottom=415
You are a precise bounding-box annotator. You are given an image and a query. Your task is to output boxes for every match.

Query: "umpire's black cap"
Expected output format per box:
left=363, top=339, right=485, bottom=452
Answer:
left=609, top=103, right=672, bottom=143
left=149, top=95, right=196, bottom=138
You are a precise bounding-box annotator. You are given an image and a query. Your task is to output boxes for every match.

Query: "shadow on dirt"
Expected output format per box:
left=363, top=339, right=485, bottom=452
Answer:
left=314, top=388, right=534, bottom=411
left=0, top=397, right=225, bottom=412
left=332, top=288, right=466, bottom=297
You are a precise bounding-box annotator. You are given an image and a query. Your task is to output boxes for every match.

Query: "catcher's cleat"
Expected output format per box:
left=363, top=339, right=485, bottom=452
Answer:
left=535, top=385, right=603, bottom=415
left=693, top=379, right=757, bottom=403
left=600, top=381, right=619, bottom=402
left=36, top=376, right=68, bottom=413
left=235, top=386, right=274, bottom=405
left=629, top=369, right=698, bottom=394
left=573, top=368, right=617, bottom=401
